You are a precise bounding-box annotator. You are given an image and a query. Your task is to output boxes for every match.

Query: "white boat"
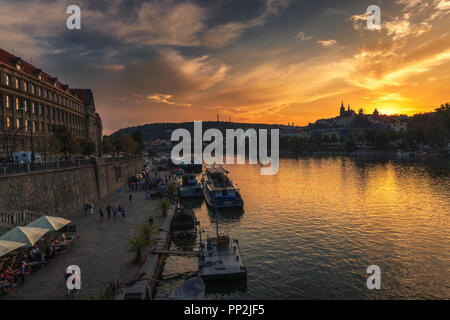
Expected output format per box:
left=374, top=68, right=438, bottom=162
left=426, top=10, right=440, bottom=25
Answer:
left=201, top=165, right=244, bottom=209
left=179, top=174, right=203, bottom=198
left=168, top=277, right=205, bottom=300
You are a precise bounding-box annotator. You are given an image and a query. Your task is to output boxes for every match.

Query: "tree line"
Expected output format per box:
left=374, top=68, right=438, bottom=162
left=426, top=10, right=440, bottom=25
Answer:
left=102, top=130, right=145, bottom=154
left=280, top=103, right=450, bottom=153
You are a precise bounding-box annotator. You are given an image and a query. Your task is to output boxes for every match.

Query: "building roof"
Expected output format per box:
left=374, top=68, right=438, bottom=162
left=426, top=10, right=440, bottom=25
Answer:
left=70, top=88, right=91, bottom=103
left=0, top=47, right=84, bottom=102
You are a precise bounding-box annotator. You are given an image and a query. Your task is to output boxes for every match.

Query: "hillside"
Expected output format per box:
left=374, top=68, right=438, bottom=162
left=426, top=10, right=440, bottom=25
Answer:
left=112, top=121, right=282, bottom=142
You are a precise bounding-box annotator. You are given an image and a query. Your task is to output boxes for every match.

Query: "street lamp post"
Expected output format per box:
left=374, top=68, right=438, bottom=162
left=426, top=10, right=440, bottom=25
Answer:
left=28, top=90, right=35, bottom=164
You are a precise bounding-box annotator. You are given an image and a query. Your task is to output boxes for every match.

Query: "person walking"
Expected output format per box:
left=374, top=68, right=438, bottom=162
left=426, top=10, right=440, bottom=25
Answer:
left=89, top=203, right=94, bottom=215
left=112, top=206, right=117, bottom=218
left=121, top=207, right=126, bottom=218
left=106, top=205, right=112, bottom=219
left=119, top=187, right=124, bottom=197
left=83, top=203, right=88, bottom=215
left=99, top=207, right=104, bottom=221
left=129, top=193, right=133, bottom=207
left=18, top=262, right=26, bottom=284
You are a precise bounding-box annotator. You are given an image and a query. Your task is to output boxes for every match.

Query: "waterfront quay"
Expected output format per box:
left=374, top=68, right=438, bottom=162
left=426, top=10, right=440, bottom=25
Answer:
left=1, top=173, right=175, bottom=300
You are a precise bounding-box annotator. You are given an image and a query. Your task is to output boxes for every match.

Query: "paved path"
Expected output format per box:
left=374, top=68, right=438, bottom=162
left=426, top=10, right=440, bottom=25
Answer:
left=2, top=184, right=171, bottom=300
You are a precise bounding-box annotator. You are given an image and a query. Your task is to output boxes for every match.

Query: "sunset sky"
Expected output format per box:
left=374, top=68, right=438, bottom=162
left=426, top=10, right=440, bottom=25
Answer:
left=1, top=0, right=449, bottom=134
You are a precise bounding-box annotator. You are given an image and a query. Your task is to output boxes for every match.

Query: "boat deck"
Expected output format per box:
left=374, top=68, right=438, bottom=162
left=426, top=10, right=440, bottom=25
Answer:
left=198, top=237, right=247, bottom=280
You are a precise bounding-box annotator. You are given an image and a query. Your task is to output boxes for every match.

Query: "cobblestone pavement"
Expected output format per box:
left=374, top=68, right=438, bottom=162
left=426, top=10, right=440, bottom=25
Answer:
left=1, top=176, right=175, bottom=300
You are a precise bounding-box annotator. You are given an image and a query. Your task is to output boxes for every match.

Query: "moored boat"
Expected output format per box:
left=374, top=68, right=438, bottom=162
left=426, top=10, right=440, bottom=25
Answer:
left=201, top=165, right=244, bottom=209
left=198, top=235, right=247, bottom=281
left=179, top=174, right=203, bottom=198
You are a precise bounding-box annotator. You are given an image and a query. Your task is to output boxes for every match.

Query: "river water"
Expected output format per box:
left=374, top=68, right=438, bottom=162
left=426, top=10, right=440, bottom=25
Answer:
left=155, top=157, right=449, bottom=299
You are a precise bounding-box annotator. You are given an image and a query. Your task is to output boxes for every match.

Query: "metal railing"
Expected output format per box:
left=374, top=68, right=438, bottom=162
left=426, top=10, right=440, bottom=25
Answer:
left=0, top=155, right=140, bottom=177
left=0, top=210, right=42, bottom=228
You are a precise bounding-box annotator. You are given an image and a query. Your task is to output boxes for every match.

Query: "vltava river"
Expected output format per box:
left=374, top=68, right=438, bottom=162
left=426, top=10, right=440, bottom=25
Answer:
left=155, top=157, right=449, bottom=299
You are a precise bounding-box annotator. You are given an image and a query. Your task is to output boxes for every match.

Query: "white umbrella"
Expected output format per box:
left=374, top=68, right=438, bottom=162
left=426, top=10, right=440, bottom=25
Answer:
left=27, top=216, right=71, bottom=231
left=0, top=226, right=49, bottom=247
left=0, top=240, right=25, bottom=258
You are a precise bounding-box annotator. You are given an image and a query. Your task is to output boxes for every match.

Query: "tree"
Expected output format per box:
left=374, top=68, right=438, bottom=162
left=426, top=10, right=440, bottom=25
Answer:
left=121, top=134, right=137, bottom=153
left=47, top=134, right=61, bottom=155
left=131, top=130, right=146, bottom=153
left=80, top=138, right=96, bottom=155
left=112, top=134, right=137, bottom=153
left=137, top=221, right=159, bottom=244
left=157, top=199, right=171, bottom=217
left=167, top=183, right=178, bottom=196
left=102, top=135, right=114, bottom=154
left=0, top=128, right=21, bottom=157
left=52, top=125, right=75, bottom=159
left=127, top=235, right=147, bottom=263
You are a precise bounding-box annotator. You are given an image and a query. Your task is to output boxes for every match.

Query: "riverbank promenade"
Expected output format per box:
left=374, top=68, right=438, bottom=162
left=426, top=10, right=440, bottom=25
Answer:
left=1, top=183, right=172, bottom=300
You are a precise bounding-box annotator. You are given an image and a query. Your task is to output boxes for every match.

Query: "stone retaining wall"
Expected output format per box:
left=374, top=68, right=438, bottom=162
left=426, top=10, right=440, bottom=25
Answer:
left=0, top=157, right=143, bottom=218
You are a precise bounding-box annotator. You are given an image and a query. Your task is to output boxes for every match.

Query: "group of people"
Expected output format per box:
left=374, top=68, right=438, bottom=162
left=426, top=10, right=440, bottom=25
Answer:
left=0, top=259, right=30, bottom=293
left=0, top=238, right=67, bottom=294
left=82, top=202, right=95, bottom=215
left=98, top=204, right=127, bottom=221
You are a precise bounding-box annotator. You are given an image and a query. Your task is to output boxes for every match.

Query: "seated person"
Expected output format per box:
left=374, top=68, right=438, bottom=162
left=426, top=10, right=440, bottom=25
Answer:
left=4, top=265, right=18, bottom=284
left=45, top=242, right=55, bottom=259
left=53, top=239, right=65, bottom=253
left=31, top=246, right=41, bottom=261
left=0, top=276, right=11, bottom=293
left=21, top=255, right=32, bottom=273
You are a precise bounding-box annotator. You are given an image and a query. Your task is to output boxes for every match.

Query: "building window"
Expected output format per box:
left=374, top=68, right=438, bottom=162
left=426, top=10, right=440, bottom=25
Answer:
left=23, top=100, right=28, bottom=112
left=37, top=86, right=41, bottom=96
left=6, top=74, right=10, bottom=86
left=15, top=78, right=19, bottom=89
left=31, top=102, right=35, bottom=114
left=16, top=118, right=21, bottom=129
left=23, top=81, right=27, bottom=92
left=31, top=85, right=35, bottom=95
left=6, top=95, right=10, bottom=109
left=7, top=117, right=11, bottom=129
left=15, top=97, right=19, bottom=110
left=16, top=63, right=22, bottom=71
